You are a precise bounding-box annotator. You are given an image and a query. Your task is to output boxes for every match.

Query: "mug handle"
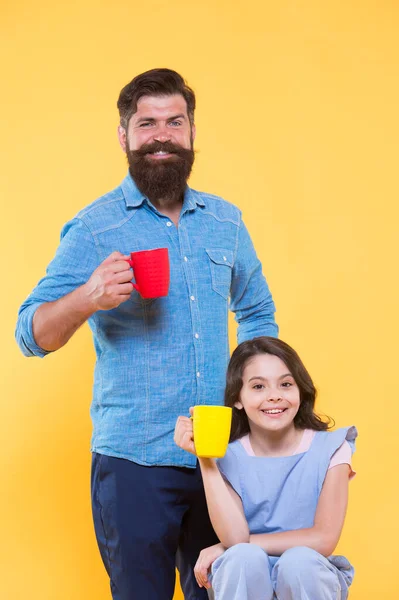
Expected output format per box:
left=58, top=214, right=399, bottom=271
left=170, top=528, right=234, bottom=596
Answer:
left=127, top=258, right=140, bottom=293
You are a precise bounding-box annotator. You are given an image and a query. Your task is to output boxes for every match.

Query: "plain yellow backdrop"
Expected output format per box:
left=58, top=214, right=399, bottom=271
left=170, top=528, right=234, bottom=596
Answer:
left=2, top=0, right=398, bottom=598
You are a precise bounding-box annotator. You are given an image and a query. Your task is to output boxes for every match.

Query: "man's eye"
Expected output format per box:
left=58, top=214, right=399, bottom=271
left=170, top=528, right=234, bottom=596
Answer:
left=169, top=121, right=182, bottom=126
left=139, top=122, right=152, bottom=128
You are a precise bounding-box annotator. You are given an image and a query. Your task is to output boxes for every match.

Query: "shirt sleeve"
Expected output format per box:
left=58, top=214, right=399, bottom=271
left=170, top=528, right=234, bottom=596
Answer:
left=328, top=440, right=356, bottom=479
left=15, top=217, right=100, bottom=358
left=216, top=445, right=243, bottom=499
left=229, top=219, right=278, bottom=342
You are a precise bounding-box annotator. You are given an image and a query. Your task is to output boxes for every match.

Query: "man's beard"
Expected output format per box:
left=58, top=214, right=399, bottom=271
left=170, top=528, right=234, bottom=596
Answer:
left=126, top=141, right=195, bottom=204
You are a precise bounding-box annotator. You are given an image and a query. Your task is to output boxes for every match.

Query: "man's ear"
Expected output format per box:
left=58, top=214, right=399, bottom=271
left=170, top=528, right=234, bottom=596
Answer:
left=117, top=125, right=127, bottom=152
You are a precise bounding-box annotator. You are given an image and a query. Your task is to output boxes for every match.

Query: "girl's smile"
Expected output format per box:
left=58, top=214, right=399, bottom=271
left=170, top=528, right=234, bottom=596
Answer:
left=260, top=407, right=288, bottom=418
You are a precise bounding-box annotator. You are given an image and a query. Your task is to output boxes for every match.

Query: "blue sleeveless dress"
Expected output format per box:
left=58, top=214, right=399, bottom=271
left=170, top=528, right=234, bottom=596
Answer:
left=216, top=426, right=357, bottom=593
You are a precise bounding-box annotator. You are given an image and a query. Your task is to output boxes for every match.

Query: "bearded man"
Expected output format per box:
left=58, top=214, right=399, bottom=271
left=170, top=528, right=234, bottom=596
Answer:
left=16, top=69, right=278, bottom=600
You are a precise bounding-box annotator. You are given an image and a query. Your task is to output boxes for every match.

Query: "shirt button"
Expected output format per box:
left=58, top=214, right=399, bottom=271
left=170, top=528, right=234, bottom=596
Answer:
left=166, top=221, right=172, bottom=227
left=223, top=256, right=227, bottom=261
left=196, top=371, right=201, bottom=378
left=195, top=333, right=199, bottom=339
left=184, top=256, right=188, bottom=262
left=190, top=295, right=195, bottom=301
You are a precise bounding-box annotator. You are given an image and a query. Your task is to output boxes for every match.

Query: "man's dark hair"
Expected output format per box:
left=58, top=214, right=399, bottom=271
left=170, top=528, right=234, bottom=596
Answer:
left=117, top=68, right=196, bottom=129
left=224, top=336, right=333, bottom=441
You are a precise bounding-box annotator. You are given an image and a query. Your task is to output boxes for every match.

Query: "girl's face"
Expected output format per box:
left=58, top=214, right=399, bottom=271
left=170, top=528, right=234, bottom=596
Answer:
left=236, top=353, right=301, bottom=433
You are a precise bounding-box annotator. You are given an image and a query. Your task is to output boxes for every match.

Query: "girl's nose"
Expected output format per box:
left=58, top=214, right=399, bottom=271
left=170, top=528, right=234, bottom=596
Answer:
left=267, top=390, right=282, bottom=402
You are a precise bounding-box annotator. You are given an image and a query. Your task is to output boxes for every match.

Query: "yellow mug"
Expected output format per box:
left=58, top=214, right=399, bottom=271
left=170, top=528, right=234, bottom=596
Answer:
left=192, top=405, right=232, bottom=458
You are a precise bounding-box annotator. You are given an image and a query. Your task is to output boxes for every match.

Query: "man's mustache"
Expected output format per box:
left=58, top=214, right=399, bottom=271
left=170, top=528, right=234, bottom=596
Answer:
left=130, top=141, right=192, bottom=159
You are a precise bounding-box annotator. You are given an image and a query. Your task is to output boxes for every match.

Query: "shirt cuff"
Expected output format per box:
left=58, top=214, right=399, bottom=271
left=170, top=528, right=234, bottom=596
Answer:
left=16, top=302, right=53, bottom=358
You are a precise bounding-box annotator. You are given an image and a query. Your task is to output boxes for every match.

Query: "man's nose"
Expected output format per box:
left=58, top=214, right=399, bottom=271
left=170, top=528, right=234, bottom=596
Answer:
left=153, top=125, right=171, bottom=143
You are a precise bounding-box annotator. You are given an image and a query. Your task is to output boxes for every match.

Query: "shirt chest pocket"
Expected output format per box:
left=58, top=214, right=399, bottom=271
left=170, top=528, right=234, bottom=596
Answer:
left=205, top=248, right=234, bottom=299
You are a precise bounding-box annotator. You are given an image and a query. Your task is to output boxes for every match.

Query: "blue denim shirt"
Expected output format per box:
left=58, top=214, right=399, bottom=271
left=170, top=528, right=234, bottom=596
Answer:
left=16, top=174, right=278, bottom=467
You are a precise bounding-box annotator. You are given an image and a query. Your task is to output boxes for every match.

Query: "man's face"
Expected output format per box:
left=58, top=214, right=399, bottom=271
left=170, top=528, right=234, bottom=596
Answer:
left=120, top=94, right=195, bottom=153
left=118, top=94, right=196, bottom=203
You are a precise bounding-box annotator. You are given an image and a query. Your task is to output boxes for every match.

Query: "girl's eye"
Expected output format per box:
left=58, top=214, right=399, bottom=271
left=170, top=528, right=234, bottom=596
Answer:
left=281, top=381, right=293, bottom=388
left=252, top=384, right=264, bottom=390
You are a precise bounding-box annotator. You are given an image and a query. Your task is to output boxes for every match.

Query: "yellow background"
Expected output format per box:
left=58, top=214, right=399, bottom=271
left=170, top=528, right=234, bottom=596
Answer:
left=2, top=1, right=398, bottom=598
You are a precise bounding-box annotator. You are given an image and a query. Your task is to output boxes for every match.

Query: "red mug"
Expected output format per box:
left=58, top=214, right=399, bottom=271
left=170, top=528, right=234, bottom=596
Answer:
left=128, top=248, right=170, bottom=298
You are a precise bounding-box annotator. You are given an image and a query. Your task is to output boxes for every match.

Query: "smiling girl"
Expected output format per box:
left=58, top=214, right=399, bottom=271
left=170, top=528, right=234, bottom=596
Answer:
left=174, top=336, right=357, bottom=600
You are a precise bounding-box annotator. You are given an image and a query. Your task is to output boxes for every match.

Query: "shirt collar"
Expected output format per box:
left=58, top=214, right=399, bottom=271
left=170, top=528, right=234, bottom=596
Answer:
left=183, top=186, right=205, bottom=210
left=121, top=174, right=146, bottom=208
left=121, top=173, right=205, bottom=210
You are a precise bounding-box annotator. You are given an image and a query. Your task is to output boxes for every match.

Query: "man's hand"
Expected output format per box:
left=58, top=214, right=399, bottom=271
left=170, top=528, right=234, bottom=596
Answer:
left=174, top=408, right=196, bottom=455
left=84, top=251, right=133, bottom=310
left=194, top=543, right=225, bottom=589
left=32, top=251, right=134, bottom=352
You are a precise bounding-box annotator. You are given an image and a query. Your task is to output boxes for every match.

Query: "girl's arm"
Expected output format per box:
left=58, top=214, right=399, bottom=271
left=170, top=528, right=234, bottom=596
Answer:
left=198, top=457, right=250, bottom=547
left=249, top=463, right=350, bottom=557
left=174, top=414, right=249, bottom=547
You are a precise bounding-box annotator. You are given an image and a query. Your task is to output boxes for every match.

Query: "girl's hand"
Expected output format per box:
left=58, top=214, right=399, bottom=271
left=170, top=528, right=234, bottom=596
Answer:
left=174, top=408, right=196, bottom=455
left=194, top=543, right=225, bottom=588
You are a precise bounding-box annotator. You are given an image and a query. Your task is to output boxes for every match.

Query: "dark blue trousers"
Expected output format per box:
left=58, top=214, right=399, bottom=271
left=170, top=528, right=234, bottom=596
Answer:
left=91, top=453, right=218, bottom=600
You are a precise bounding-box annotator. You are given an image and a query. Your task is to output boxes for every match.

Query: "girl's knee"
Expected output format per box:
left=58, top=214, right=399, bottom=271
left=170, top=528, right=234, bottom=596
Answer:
left=212, top=544, right=273, bottom=599
left=213, top=543, right=268, bottom=573
left=281, top=546, right=321, bottom=564
left=275, top=547, right=324, bottom=580
left=226, top=543, right=268, bottom=564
